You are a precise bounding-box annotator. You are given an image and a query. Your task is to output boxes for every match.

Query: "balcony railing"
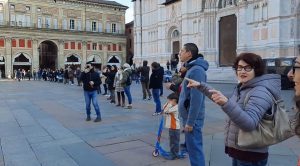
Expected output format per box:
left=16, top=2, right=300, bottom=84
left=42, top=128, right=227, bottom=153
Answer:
left=0, top=21, right=125, bottom=35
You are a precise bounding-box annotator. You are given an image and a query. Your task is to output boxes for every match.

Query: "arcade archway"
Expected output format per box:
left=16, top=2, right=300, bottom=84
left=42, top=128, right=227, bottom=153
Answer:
left=87, top=55, right=102, bottom=70
left=39, top=40, right=58, bottom=70
left=13, top=53, right=32, bottom=72
left=65, top=54, right=81, bottom=69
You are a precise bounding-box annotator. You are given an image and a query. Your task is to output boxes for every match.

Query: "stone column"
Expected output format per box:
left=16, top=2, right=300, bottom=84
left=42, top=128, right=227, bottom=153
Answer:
left=58, top=40, right=65, bottom=69
left=103, top=42, right=108, bottom=65
left=32, top=39, right=39, bottom=70
left=82, top=41, right=87, bottom=70
left=5, top=37, right=12, bottom=78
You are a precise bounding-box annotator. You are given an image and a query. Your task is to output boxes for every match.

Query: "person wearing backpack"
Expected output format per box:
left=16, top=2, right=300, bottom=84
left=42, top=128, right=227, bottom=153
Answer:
left=185, top=53, right=281, bottom=166
left=120, top=63, right=133, bottom=109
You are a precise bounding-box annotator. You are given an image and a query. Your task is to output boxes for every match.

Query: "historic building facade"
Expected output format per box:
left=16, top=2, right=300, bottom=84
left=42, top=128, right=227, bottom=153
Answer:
left=125, top=21, right=134, bottom=64
left=0, top=0, right=127, bottom=78
left=133, top=0, right=300, bottom=68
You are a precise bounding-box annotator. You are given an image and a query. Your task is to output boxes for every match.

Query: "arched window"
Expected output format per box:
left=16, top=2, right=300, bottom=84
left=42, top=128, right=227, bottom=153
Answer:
left=172, top=30, right=179, bottom=38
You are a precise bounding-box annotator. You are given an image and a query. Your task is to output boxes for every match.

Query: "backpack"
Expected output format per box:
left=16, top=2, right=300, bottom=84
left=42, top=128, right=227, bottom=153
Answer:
left=126, top=72, right=132, bottom=86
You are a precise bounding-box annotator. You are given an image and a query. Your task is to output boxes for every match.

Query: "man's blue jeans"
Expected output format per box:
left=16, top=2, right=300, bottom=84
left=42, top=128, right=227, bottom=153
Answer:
left=124, top=85, right=132, bottom=104
left=152, top=89, right=161, bottom=113
left=185, top=120, right=205, bottom=166
left=84, top=90, right=101, bottom=117
left=232, top=158, right=268, bottom=166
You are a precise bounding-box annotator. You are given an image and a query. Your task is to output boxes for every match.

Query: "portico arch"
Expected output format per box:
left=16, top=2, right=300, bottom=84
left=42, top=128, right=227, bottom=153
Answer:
left=87, top=54, right=103, bottom=69
left=65, top=54, right=81, bottom=69
left=13, top=52, right=32, bottom=71
left=168, top=26, right=180, bottom=71
left=39, top=40, right=58, bottom=70
left=107, top=55, right=121, bottom=67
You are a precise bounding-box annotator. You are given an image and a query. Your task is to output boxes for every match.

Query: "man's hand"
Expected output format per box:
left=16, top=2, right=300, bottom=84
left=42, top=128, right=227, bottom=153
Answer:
left=89, top=81, right=94, bottom=86
left=184, top=124, right=193, bottom=132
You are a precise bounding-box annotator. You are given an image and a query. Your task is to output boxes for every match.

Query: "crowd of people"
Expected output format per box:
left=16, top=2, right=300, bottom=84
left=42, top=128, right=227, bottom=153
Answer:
left=11, top=42, right=300, bottom=166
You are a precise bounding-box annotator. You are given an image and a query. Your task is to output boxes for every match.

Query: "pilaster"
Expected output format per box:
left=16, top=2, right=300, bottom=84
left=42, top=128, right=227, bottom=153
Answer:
left=82, top=41, right=87, bottom=70
left=58, top=39, right=64, bottom=69
left=5, top=37, right=12, bottom=78
left=32, top=39, right=39, bottom=70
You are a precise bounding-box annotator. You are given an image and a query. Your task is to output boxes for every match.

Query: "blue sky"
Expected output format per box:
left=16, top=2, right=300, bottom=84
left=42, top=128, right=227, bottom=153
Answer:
left=114, top=0, right=134, bottom=23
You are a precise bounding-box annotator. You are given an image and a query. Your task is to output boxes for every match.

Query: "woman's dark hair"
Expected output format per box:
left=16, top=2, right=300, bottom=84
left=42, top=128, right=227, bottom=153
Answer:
left=233, top=53, right=265, bottom=77
left=143, top=60, right=148, bottom=66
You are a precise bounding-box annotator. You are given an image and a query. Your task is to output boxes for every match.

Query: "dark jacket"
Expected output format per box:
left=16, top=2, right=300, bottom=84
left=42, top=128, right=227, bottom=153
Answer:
left=149, top=67, right=164, bottom=89
left=80, top=69, right=101, bottom=91
left=103, top=70, right=117, bottom=90
left=178, top=57, right=209, bottom=127
left=138, top=63, right=150, bottom=83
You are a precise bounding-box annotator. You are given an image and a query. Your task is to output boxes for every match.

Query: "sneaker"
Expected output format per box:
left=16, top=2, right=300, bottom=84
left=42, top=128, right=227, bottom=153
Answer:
left=152, top=112, right=158, bottom=116
left=125, top=105, right=132, bottom=109
left=86, top=116, right=91, bottom=121
left=157, top=112, right=161, bottom=115
left=148, top=97, right=152, bottom=100
left=94, top=117, right=102, bottom=122
left=116, top=104, right=121, bottom=107
left=143, top=98, right=147, bottom=101
left=163, top=155, right=176, bottom=160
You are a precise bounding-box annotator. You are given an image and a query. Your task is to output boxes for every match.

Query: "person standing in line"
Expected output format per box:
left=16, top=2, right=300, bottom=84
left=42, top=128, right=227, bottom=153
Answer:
left=137, top=60, right=152, bottom=100
left=166, top=60, right=170, bottom=71
left=27, top=70, right=32, bottom=81
left=114, top=67, right=126, bottom=107
left=64, top=68, right=69, bottom=84
left=149, top=62, right=164, bottom=116
left=68, top=66, right=74, bottom=85
left=120, top=63, right=133, bottom=109
left=80, top=62, right=101, bottom=122
left=33, top=69, right=37, bottom=81
left=101, top=66, right=109, bottom=95
left=75, top=67, right=82, bottom=86
left=103, top=65, right=117, bottom=104
left=177, top=43, right=209, bottom=166
left=16, top=69, right=21, bottom=82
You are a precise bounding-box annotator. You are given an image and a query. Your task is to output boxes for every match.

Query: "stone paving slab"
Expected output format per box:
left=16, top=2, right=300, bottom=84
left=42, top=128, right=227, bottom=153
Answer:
left=95, top=140, right=150, bottom=154
left=62, top=142, right=116, bottom=166
left=32, top=145, right=79, bottom=166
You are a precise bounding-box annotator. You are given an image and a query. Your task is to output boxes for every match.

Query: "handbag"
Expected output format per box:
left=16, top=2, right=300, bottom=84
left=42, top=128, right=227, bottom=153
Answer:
left=237, top=89, right=294, bottom=149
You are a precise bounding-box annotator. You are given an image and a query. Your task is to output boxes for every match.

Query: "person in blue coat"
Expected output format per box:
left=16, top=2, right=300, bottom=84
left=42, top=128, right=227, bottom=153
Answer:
left=178, top=43, right=209, bottom=166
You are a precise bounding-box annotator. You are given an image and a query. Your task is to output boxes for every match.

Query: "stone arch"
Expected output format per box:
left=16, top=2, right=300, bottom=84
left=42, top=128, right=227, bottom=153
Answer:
left=13, top=52, right=32, bottom=63
left=38, top=40, right=59, bottom=48
left=107, top=55, right=121, bottom=67
left=39, top=40, right=58, bottom=69
left=65, top=53, right=81, bottom=64
left=216, top=0, right=237, bottom=8
left=87, top=54, right=103, bottom=69
left=13, top=52, right=32, bottom=71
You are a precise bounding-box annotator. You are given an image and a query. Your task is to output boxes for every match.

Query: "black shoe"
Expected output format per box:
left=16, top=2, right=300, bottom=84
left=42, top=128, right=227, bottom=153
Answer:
left=86, top=116, right=91, bottom=121
left=94, top=117, right=101, bottom=122
left=148, top=97, right=152, bottom=100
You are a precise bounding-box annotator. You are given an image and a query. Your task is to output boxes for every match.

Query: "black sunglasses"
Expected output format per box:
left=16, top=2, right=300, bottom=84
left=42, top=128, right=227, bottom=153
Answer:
left=293, top=66, right=300, bottom=74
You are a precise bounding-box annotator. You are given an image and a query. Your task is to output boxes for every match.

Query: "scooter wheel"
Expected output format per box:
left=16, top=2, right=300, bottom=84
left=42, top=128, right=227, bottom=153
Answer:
left=152, top=150, right=159, bottom=157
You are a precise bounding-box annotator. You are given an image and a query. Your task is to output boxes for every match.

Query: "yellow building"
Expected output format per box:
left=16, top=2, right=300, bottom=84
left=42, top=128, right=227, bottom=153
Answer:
left=0, top=0, right=128, bottom=78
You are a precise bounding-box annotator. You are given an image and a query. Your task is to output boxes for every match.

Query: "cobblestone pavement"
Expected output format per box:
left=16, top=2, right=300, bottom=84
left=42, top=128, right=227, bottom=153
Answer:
left=0, top=79, right=298, bottom=166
